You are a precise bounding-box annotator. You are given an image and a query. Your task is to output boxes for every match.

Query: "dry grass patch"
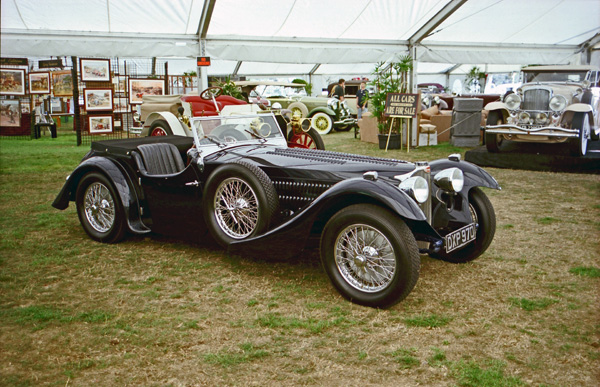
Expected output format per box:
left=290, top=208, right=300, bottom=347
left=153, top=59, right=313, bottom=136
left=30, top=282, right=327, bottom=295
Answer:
left=1, top=131, right=599, bottom=386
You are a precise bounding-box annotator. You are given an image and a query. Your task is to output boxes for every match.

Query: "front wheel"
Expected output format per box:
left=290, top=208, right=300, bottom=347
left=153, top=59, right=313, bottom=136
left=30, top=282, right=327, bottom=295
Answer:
left=320, top=204, right=420, bottom=308
left=430, top=187, right=496, bottom=263
left=570, top=113, right=589, bottom=157
left=76, top=172, right=127, bottom=243
left=287, top=127, right=325, bottom=149
left=311, top=112, right=333, bottom=135
left=485, top=111, right=503, bottom=153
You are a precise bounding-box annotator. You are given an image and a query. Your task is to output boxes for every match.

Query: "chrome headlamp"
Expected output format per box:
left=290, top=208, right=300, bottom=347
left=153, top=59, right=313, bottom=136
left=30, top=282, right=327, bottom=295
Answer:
left=399, top=176, right=429, bottom=204
left=434, top=168, right=464, bottom=193
left=504, top=93, right=521, bottom=110
left=535, top=112, right=548, bottom=124
left=549, top=95, right=567, bottom=112
left=519, top=111, right=531, bottom=124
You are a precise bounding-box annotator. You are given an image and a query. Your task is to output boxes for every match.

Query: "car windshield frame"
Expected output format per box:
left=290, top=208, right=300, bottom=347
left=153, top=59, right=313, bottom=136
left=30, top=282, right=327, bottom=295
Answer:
left=189, top=113, right=288, bottom=149
left=523, top=70, right=590, bottom=84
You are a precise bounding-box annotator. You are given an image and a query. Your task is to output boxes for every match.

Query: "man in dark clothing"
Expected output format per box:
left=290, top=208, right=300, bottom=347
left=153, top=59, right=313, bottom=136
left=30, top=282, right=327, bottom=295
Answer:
left=331, top=78, right=345, bottom=101
left=356, top=82, right=368, bottom=119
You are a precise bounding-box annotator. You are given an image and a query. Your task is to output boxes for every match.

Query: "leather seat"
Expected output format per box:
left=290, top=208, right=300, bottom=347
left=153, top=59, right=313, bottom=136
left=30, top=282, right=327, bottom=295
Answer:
left=134, top=143, right=185, bottom=176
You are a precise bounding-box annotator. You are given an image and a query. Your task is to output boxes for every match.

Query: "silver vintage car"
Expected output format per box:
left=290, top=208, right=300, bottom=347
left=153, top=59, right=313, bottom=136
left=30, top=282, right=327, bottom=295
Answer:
left=484, top=65, right=599, bottom=156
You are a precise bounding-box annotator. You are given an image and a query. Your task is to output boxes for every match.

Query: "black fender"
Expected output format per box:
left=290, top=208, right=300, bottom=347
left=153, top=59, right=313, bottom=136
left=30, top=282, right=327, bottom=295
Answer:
left=227, top=177, right=440, bottom=259
left=52, top=156, right=150, bottom=235
left=430, top=158, right=500, bottom=227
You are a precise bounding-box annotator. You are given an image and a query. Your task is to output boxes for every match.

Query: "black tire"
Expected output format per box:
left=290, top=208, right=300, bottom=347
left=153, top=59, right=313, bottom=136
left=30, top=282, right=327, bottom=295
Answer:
left=287, top=127, right=326, bottom=150
left=320, top=204, right=420, bottom=308
left=76, top=172, right=127, bottom=243
left=570, top=113, right=589, bottom=156
left=430, top=187, right=496, bottom=263
left=149, top=119, right=173, bottom=137
left=485, top=111, right=503, bottom=153
left=203, top=161, right=278, bottom=247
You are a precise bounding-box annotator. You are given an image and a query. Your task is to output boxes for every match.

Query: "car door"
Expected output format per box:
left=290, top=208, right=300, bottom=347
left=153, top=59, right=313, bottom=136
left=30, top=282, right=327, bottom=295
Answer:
left=140, top=165, right=205, bottom=235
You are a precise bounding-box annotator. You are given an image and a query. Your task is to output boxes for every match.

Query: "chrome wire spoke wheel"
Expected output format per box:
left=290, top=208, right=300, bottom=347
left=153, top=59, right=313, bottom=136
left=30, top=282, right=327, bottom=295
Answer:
left=214, top=177, right=259, bottom=239
left=83, top=182, right=115, bottom=233
left=334, top=224, right=397, bottom=293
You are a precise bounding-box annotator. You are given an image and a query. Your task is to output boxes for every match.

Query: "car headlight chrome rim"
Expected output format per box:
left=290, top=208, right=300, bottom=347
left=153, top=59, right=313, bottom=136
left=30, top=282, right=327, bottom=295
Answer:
left=504, top=93, right=521, bottom=110
left=434, top=168, right=464, bottom=193
left=549, top=95, right=567, bottom=112
left=399, top=176, right=429, bottom=204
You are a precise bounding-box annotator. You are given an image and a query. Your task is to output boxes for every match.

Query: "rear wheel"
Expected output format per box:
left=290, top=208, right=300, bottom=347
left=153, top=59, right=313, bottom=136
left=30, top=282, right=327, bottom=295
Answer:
left=287, top=127, right=325, bottom=149
left=149, top=119, right=173, bottom=137
left=485, top=111, right=503, bottom=153
left=320, top=204, right=420, bottom=308
left=570, top=113, right=589, bottom=156
left=76, top=172, right=126, bottom=243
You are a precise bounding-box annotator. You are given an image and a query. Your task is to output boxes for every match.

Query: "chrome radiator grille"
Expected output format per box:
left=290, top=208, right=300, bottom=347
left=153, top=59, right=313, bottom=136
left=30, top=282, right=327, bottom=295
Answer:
left=522, top=89, right=550, bottom=111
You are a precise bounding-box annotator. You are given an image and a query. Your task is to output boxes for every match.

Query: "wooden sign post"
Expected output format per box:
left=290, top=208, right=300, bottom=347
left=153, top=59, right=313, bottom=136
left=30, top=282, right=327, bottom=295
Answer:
left=384, top=93, right=420, bottom=152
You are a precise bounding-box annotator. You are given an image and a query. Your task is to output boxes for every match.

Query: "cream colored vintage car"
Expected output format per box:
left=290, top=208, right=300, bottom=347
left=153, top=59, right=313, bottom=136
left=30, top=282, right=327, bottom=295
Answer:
left=484, top=65, right=599, bottom=156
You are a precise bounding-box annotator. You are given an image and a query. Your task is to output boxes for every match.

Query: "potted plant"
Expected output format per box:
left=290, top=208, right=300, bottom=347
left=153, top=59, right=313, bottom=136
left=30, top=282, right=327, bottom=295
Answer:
left=367, top=55, right=413, bottom=149
left=465, top=66, right=486, bottom=94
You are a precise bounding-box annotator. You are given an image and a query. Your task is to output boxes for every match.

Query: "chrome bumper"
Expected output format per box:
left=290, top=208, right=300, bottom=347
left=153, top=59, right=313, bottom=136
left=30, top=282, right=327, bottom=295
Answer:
left=334, top=117, right=357, bottom=125
left=485, top=124, right=579, bottom=138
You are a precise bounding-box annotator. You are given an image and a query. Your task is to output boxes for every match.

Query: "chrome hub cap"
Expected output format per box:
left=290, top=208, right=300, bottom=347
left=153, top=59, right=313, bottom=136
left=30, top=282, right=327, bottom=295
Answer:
left=214, top=177, right=259, bottom=239
left=334, top=224, right=396, bottom=293
left=84, top=182, right=115, bottom=233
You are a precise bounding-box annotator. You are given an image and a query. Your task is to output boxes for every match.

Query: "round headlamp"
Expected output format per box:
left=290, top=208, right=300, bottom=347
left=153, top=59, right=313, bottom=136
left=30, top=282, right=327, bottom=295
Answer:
left=535, top=112, right=548, bottom=124
left=272, top=102, right=282, bottom=109
left=504, top=93, right=521, bottom=110
left=519, top=111, right=531, bottom=123
left=549, top=95, right=567, bottom=112
left=399, top=176, right=429, bottom=204
left=434, top=168, right=464, bottom=193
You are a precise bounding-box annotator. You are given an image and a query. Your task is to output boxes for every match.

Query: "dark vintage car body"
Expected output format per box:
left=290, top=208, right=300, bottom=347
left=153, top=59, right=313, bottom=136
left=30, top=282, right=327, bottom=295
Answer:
left=54, top=114, right=500, bottom=308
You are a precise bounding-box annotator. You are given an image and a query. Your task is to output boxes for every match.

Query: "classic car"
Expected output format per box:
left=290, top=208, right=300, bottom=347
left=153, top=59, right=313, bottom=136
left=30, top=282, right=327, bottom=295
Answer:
left=53, top=113, right=500, bottom=308
left=236, top=81, right=357, bottom=135
left=138, top=86, right=325, bottom=150
left=484, top=65, right=600, bottom=156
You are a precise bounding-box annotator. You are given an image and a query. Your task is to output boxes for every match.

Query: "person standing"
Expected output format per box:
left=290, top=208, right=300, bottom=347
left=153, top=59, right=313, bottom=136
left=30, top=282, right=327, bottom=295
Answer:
left=356, top=82, right=368, bottom=119
left=331, top=78, right=345, bottom=101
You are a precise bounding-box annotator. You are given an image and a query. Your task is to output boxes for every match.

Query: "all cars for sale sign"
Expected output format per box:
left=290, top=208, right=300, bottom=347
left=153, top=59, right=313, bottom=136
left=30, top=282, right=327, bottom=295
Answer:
left=384, top=93, right=420, bottom=118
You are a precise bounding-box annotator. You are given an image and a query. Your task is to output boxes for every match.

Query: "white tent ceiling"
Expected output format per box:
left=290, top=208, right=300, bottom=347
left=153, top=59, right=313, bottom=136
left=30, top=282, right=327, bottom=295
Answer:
left=1, top=0, right=599, bottom=78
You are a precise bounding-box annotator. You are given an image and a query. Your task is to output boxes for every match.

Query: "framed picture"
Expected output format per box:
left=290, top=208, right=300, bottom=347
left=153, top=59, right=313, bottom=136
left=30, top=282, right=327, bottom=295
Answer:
left=1, top=68, right=26, bottom=95
left=112, top=75, right=127, bottom=94
left=50, top=97, right=63, bottom=113
left=79, top=58, right=111, bottom=82
left=52, top=70, right=73, bottom=97
left=113, top=97, right=129, bottom=113
left=128, top=78, right=165, bottom=104
left=84, top=88, right=113, bottom=111
left=0, top=99, right=21, bottom=127
left=88, top=115, right=113, bottom=134
left=21, top=98, right=31, bottom=114
left=28, top=72, right=50, bottom=94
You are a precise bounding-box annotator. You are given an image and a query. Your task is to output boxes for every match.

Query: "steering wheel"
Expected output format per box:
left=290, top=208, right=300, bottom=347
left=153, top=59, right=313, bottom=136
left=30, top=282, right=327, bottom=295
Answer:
left=200, top=86, right=224, bottom=100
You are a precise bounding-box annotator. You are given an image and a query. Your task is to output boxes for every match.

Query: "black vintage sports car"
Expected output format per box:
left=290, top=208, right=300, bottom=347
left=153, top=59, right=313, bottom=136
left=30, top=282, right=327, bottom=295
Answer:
left=53, top=113, right=500, bottom=308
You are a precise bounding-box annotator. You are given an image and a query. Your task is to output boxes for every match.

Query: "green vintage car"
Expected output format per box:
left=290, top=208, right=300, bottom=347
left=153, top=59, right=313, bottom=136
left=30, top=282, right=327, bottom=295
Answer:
left=235, top=80, right=357, bottom=135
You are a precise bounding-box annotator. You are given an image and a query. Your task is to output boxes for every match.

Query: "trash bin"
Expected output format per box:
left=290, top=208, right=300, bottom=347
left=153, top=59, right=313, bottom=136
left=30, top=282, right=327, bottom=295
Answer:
left=450, top=98, right=483, bottom=147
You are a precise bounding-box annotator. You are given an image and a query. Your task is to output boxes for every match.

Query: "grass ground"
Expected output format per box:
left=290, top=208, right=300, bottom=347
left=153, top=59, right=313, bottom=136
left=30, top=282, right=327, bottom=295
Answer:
left=0, top=126, right=599, bottom=386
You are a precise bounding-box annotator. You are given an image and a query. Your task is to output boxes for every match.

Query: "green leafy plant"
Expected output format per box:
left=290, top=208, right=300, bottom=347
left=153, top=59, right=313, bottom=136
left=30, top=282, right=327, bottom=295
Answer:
left=367, top=54, right=413, bottom=134
left=292, top=78, right=312, bottom=96
left=218, top=76, right=244, bottom=100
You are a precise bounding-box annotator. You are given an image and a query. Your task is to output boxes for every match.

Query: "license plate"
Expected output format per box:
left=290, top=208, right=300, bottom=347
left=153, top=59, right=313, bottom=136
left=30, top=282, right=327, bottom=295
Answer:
left=444, top=223, right=477, bottom=253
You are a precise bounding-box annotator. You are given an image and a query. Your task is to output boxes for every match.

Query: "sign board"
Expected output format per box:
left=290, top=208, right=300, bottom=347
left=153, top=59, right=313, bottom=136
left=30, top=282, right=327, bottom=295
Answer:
left=39, top=59, right=63, bottom=69
left=0, top=57, right=28, bottom=66
left=196, top=57, right=211, bottom=67
left=384, top=93, right=420, bottom=118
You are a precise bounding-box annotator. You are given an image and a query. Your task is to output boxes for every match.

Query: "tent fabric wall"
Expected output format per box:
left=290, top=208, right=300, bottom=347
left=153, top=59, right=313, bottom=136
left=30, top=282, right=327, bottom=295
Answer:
left=1, top=0, right=599, bottom=76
